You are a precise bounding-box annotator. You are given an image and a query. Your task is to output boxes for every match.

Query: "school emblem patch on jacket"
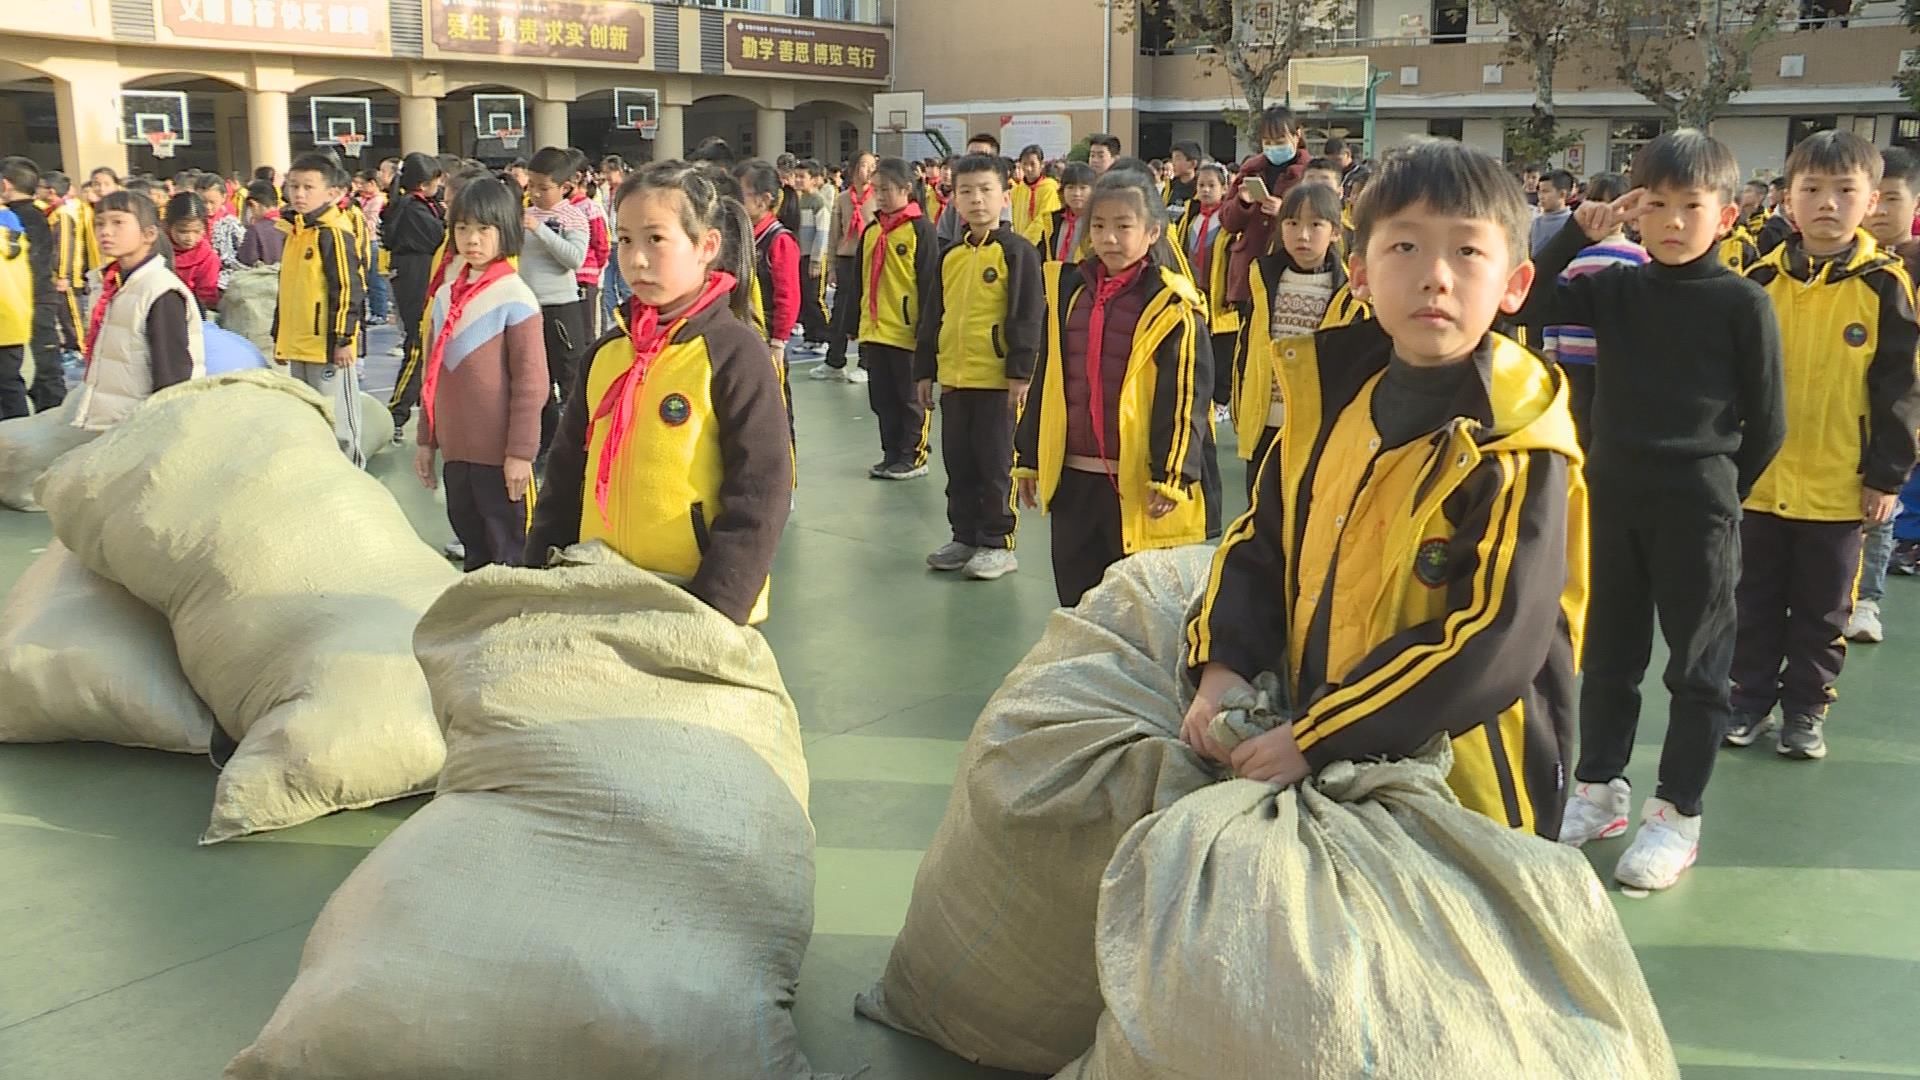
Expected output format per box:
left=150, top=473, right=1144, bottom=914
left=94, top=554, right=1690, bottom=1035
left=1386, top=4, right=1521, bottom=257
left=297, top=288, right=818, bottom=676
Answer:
left=1844, top=323, right=1868, bottom=348
left=1415, top=538, right=1450, bottom=588
left=660, top=393, right=691, bottom=426
left=983, top=267, right=999, bottom=284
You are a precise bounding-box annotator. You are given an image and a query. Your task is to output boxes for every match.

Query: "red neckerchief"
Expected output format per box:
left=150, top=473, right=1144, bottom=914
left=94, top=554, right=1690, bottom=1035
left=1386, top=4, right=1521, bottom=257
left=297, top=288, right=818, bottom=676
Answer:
left=1026, top=178, right=1042, bottom=221
left=172, top=236, right=218, bottom=278
left=83, top=260, right=125, bottom=362
left=1055, top=210, right=1081, bottom=262
left=421, top=259, right=517, bottom=434
left=752, top=212, right=779, bottom=241
left=1188, top=201, right=1222, bottom=281
left=425, top=238, right=459, bottom=303
left=1083, top=257, right=1148, bottom=489
left=866, top=203, right=924, bottom=320
left=590, top=271, right=739, bottom=521
left=845, top=184, right=873, bottom=244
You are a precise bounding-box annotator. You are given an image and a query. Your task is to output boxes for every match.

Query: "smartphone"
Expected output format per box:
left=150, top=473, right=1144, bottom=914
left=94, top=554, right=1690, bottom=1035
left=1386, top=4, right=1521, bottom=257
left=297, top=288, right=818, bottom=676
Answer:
left=1240, top=176, right=1271, bottom=203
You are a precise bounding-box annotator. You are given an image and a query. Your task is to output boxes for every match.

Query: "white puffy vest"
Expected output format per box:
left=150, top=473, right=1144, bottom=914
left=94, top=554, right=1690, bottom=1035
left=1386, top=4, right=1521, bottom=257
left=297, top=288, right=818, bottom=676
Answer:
left=73, top=256, right=205, bottom=431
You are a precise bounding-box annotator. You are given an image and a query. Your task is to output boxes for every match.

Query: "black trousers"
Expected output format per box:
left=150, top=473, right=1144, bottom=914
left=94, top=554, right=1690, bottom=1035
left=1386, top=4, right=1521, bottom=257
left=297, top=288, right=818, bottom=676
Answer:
left=941, top=388, right=1016, bottom=548
left=1575, top=490, right=1741, bottom=816
left=1561, top=363, right=1596, bottom=453
left=1209, top=330, right=1237, bottom=407
left=1049, top=467, right=1127, bottom=607
left=798, top=256, right=831, bottom=343
left=579, top=282, right=602, bottom=339
left=28, top=301, right=64, bottom=412
left=863, top=343, right=928, bottom=467
left=1245, top=424, right=1279, bottom=500
left=0, top=344, right=28, bottom=419
left=537, top=299, right=589, bottom=459
left=1199, top=423, right=1222, bottom=540
left=1731, top=512, right=1862, bottom=720
left=825, top=254, right=859, bottom=368
left=444, top=461, right=530, bottom=572
left=390, top=284, right=431, bottom=425
left=54, top=289, right=80, bottom=351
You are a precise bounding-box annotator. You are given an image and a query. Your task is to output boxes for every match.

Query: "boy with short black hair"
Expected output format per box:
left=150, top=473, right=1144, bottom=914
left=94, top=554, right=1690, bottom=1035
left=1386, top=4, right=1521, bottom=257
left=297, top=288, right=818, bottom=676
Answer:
left=847, top=156, right=939, bottom=479
left=40, top=170, right=86, bottom=367
left=1530, top=169, right=1577, bottom=255
left=1163, top=140, right=1202, bottom=215
left=273, top=152, right=368, bottom=465
left=1087, top=134, right=1122, bottom=174
left=1729, top=130, right=1920, bottom=760
left=1300, top=157, right=1343, bottom=191
left=1183, top=140, right=1586, bottom=840
left=914, top=154, right=1044, bottom=580
left=1739, top=179, right=1769, bottom=231
left=1520, top=129, right=1786, bottom=892
left=1, top=156, right=63, bottom=414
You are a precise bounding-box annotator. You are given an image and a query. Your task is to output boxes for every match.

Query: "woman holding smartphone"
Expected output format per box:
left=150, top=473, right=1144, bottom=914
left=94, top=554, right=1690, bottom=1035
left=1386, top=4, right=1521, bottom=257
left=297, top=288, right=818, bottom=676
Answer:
left=1217, top=104, right=1308, bottom=309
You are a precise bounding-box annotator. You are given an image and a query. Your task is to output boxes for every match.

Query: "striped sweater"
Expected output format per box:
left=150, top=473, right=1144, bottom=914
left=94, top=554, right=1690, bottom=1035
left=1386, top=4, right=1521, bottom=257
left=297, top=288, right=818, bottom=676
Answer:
left=418, top=264, right=549, bottom=465
left=1540, top=238, right=1649, bottom=365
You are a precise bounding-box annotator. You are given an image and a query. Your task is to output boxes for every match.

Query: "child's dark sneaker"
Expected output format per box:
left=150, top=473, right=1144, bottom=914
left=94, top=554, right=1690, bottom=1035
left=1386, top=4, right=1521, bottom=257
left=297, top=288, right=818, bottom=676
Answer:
left=1723, top=709, right=1778, bottom=748
left=1777, top=712, right=1828, bottom=760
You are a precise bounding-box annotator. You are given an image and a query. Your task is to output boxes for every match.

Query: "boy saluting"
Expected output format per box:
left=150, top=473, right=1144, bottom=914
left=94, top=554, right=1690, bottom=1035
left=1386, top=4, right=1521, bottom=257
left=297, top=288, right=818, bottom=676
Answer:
left=1182, top=141, right=1588, bottom=839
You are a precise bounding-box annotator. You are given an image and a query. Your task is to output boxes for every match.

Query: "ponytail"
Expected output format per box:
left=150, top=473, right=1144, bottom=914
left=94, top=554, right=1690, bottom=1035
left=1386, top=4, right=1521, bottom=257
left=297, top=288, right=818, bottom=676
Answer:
left=613, top=159, right=758, bottom=324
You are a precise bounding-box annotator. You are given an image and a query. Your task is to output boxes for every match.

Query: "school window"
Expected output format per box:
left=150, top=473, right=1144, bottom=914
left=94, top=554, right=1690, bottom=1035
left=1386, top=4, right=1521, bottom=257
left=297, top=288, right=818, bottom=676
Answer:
left=1786, top=115, right=1838, bottom=156
left=1896, top=115, right=1920, bottom=151
left=1607, top=119, right=1664, bottom=173
left=1428, top=118, right=1464, bottom=142
left=798, top=0, right=862, bottom=19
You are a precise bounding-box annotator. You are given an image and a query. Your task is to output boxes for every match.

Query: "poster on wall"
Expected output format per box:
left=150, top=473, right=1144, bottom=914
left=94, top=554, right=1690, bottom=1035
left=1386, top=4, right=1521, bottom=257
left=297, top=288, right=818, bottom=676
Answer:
left=155, top=0, right=389, bottom=52
left=1564, top=143, right=1584, bottom=172
left=428, top=0, right=646, bottom=64
left=999, top=114, right=1072, bottom=160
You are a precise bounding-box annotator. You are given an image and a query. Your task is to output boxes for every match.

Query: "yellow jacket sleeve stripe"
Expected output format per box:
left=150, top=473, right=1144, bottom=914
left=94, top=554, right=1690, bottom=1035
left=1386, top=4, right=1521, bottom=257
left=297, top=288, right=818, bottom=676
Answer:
left=1293, top=453, right=1529, bottom=751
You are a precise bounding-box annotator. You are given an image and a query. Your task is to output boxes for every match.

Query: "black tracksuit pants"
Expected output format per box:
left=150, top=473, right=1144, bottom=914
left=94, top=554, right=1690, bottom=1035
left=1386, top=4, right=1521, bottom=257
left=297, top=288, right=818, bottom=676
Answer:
left=941, top=388, right=1016, bottom=549
left=863, top=343, right=927, bottom=468
left=28, top=300, right=65, bottom=412
left=1730, top=511, right=1863, bottom=721
left=537, top=299, right=588, bottom=459
left=1049, top=467, right=1127, bottom=607
left=0, top=345, right=27, bottom=419
left=799, top=256, right=831, bottom=344
left=1210, top=330, right=1237, bottom=408
left=825, top=254, right=859, bottom=369
left=1575, top=487, right=1742, bottom=816
left=443, top=461, right=529, bottom=572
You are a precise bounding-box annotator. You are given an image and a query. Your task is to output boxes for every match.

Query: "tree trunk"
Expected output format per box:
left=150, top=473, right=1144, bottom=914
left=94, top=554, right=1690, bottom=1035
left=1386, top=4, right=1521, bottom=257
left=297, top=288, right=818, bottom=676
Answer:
left=1241, top=85, right=1265, bottom=158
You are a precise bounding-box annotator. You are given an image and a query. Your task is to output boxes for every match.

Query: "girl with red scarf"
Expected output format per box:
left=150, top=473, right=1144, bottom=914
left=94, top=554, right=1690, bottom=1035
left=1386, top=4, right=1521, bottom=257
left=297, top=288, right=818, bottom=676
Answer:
left=1013, top=168, right=1214, bottom=607
left=526, top=161, right=792, bottom=625
left=411, top=178, right=548, bottom=571
left=1176, top=162, right=1240, bottom=426
left=164, top=192, right=222, bottom=311
left=843, top=157, right=939, bottom=480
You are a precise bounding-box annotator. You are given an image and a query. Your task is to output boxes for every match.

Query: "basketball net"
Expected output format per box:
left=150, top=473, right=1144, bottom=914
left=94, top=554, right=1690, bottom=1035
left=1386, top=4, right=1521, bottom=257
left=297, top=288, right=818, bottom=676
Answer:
left=145, top=131, right=177, bottom=160
left=495, top=128, right=524, bottom=152
left=337, top=134, right=366, bottom=158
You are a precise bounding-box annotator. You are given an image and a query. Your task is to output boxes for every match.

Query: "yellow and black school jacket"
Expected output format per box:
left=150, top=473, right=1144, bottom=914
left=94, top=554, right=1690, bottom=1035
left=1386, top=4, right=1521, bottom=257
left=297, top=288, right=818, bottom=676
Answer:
left=271, top=204, right=365, bottom=363
left=79, top=199, right=101, bottom=276
left=1012, top=176, right=1062, bottom=246
left=50, top=201, right=86, bottom=290
left=1187, top=322, right=1588, bottom=839
left=1231, top=251, right=1371, bottom=457
left=846, top=211, right=937, bottom=351
left=0, top=210, right=31, bottom=347
left=912, top=226, right=1045, bottom=390
left=1743, top=233, right=1920, bottom=521
left=1012, top=257, right=1213, bottom=552
left=1717, top=225, right=1760, bottom=273
left=1176, top=200, right=1240, bottom=337
left=525, top=303, right=793, bottom=626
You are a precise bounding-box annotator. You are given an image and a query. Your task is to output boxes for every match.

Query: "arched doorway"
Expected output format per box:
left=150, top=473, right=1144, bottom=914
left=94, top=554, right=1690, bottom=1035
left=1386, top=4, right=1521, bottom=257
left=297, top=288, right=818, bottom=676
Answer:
left=0, top=62, right=62, bottom=172
left=685, top=94, right=761, bottom=161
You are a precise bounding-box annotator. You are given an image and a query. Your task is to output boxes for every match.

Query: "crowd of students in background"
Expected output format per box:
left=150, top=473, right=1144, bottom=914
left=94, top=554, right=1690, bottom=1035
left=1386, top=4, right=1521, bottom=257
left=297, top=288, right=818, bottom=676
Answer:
left=2, top=108, right=1918, bottom=899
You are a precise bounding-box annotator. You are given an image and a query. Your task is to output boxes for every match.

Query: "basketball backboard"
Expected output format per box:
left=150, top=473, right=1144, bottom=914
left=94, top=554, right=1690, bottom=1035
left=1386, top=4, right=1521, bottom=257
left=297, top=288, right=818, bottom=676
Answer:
left=120, top=90, right=191, bottom=149
left=1285, top=56, right=1372, bottom=113
left=310, top=96, right=375, bottom=157
left=871, top=90, right=924, bottom=136
left=473, top=93, right=528, bottom=153
left=612, top=87, right=659, bottom=139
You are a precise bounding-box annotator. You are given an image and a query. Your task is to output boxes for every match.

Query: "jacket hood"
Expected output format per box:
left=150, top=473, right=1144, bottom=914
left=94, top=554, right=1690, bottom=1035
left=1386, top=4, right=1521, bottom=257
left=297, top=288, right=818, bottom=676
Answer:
left=1474, top=332, right=1582, bottom=463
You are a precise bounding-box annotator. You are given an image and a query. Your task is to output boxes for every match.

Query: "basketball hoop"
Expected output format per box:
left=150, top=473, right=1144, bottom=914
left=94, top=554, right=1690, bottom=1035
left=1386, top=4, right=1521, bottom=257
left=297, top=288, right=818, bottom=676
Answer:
left=336, top=133, right=366, bottom=158
left=144, top=131, right=177, bottom=160
left=493, top=127, right=524, bottom=152
left=634, top=119, right=658, bottom=141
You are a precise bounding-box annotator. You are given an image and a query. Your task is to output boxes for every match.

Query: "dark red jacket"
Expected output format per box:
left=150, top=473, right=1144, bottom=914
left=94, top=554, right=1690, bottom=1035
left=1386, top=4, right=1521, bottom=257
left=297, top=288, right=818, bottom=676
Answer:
left=1216, top=155, right=1306, bottom=304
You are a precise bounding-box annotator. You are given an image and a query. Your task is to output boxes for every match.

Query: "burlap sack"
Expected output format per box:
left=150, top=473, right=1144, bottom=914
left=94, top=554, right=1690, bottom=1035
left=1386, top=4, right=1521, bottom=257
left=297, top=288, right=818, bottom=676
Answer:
left=1056, top=743, right=1679, bottom=1080
left=356, top=391, right=394, bottom=459
left=0, top=396, right=95, bottom=511
left=37, top=371, right=454, bottom=843
left=855, top=548, right=1220, bottom=1074
left=217, top=265, right=279, bottom=356
left=0, top=541, right=214, bottom=753
left=226, top=546, right=830, bottom=1080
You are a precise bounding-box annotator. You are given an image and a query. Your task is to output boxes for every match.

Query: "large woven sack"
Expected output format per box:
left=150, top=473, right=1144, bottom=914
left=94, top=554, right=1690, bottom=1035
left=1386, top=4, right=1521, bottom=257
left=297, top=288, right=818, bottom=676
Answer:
left=226, top=546, right=831, bottom=1080
left=856, top=548, right=1220, bottom=1074
left=0, top=541, right=214, bottom=753
left=1056, top=742, right=1679, bottom=1080
left=356, top=390, right=394, bottom=459
left=217, top=265, right=279, bottom=355
left=0, top=396, right=95, bottom=511
left=37, top=372, right=455, bottom=843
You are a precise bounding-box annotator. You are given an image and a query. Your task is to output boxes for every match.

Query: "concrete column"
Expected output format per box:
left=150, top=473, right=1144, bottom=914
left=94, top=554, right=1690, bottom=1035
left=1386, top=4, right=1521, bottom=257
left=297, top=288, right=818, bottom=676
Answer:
left=755, top=106, right=787, bottom=161
left=654, top=103, right=685, bottom=162
left=246, top=89, right=292, bottom=175
left=533, top=98, right=570, bottom=151
left=399, top=95, right=439, bottom=156
left=51, top=67, right=127, bottom=179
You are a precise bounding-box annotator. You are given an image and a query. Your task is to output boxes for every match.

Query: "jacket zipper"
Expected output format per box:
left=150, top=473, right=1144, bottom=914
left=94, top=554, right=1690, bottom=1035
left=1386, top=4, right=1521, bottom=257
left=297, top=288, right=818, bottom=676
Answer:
left=1857, top=415, right=1869, bottom=476
left=690, top=501, right=712, bottom=553
left=991, top=324, right=1006, bottom=358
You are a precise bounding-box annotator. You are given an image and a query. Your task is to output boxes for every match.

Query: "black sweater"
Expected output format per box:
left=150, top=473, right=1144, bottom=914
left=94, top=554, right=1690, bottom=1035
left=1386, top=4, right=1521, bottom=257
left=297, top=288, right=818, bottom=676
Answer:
left=1518, top=218, right=1787, bottom=510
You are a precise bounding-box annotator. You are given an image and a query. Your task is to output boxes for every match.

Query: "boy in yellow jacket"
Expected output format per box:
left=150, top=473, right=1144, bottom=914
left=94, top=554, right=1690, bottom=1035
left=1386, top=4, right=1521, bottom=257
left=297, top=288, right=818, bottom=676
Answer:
left=1727, top=130, right=1920, bottom=761
left=1183, top=140, right=1588, bottom=840
left=273, top=153, right=368, bottom=466
left=845, top=157, right=939, bottom=480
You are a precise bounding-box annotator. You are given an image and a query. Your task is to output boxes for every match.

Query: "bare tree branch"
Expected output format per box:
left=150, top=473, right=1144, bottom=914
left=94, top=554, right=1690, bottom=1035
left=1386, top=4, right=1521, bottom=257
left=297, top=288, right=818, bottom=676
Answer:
left=1123, top=0, right=1348, bottom=142
left=1594, top=0, right=1793, bottom=128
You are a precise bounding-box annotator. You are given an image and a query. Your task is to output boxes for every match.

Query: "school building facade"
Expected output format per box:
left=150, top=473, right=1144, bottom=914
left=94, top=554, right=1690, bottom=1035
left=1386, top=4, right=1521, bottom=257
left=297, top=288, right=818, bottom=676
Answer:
left=895, top=0, right=1918, bottom=178
left=0, top=0, right=894, bottom=178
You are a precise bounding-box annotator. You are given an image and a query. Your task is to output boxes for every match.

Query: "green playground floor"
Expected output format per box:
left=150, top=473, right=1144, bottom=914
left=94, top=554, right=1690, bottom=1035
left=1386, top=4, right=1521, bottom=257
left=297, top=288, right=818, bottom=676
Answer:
left=3, top=346, right=1918, bottom=1079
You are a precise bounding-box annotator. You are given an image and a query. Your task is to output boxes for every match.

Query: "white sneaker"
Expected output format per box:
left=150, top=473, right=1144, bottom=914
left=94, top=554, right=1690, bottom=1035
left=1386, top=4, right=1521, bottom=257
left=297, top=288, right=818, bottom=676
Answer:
left=809, top=363, right=843, bottom=382
left=964, top=547, right=1018, bottom=580
left=1211, top=403, right=1231, bottom=425
left=845, top=365, right=870, bottom=384
left=1845, top=598, right=1884, bottom=643
left=1613, top=798, right=1700, bottom=892
left=1558, top=777, right=1632, bottom=847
